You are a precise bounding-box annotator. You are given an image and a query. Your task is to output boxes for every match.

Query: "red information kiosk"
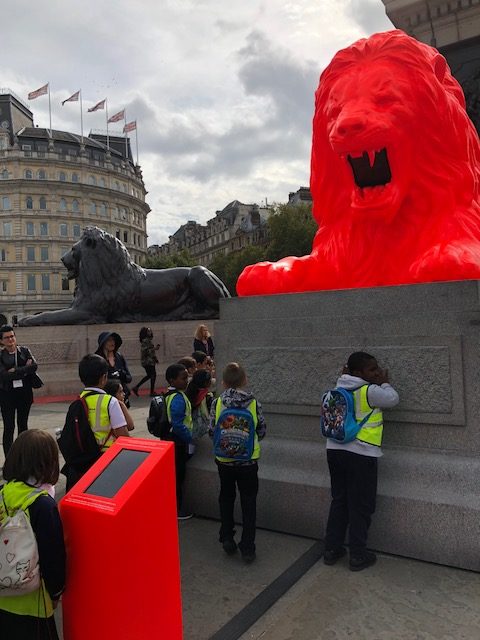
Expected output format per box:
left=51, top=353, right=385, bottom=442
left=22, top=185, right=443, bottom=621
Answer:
left=59, top=437, right=182, bottom=640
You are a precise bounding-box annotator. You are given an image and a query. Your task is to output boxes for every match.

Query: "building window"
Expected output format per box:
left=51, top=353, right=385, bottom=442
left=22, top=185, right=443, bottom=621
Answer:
left=2, top=196, right=11, bottom=210
left=26, top=222, right=34, bottom=236
left=40, top=222, right=48, bottom=236
left=59, top=198, right=67, bottom=211
left=1, top=169, right=8, bottom=180
left=73, top=224, right=81, bottom=238
left=90, top=202, right=96, bottom=214
left=0, top=249, right=5, bottom=261
left=27, top=274, right=36, bottom=291
left=99, top=177, right=105, bottom=188
left=88, top=175, right=96, bottom=185
left=26, top=196, right=33, bottom=210
left=59, top=172, right=66, bottom=182
left=26, top=246, right=35, bottom=262
left=3, top=222, right=12, bottom=236
left=123, top=231, right=128, bottom=243
left=122, top=183, right=127, bottom=193
left=115, top=230, right=120, bottom=239
left=37, top=169, right=46, bottom=180
left=25, top=169, right=33, bottom=179
left=41, top=274, right=50, bottom=291
left=61, top=277, right=70, bottom=291
left=22, top=144, right=32, bottom=157
left=39, top=197, right=47, bottom=210
left=72, top=173, right=79, bottom=183
left=1, top=281, right=7, bottom=293
left=37, top=146, right=47, bottom=158
left=59, top=223, right=68, bottom=237
left=72, top=199, right=79, bottom=212
left=99, top=203, right=106, bottom=216
left=114, top=181, right=120, bottom=190
left=41, top=246, right=49, bottom=261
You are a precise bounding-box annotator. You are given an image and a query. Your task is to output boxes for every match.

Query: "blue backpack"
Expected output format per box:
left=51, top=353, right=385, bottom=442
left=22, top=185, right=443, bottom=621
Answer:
left=213, top=400, right=256, bottom=460
left=320, top=387, right=372, bottom=443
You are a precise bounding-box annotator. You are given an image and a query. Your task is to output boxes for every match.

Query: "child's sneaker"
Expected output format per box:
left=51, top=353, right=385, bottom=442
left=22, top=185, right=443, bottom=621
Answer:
left=323, top=547, right=346, bottom=566
left=349, top=551, right=377, bottom=572
left=222, top=538, right=238, bottom=555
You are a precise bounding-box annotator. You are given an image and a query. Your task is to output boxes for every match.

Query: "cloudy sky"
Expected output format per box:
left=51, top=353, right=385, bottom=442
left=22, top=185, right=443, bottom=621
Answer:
left=2, top=0, right=392, bottom=245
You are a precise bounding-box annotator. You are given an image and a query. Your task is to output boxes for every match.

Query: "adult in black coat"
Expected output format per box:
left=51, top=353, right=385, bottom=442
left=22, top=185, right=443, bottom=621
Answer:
left=95, top=331, right=132, bottom=405
left=0, top=325, right=39, bottom=455
left=193, top=324, right=214, bottom=358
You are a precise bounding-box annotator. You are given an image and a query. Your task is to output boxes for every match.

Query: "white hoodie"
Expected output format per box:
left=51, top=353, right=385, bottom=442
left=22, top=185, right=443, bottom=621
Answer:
left=326, top=374, right=400, bottom=458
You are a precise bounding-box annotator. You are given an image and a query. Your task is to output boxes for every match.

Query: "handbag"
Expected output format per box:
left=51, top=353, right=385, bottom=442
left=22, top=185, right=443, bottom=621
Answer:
left=30, top=373, right=44, bottom=389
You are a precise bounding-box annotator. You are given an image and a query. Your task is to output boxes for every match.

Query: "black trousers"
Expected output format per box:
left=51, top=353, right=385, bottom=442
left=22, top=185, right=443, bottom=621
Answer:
left=325, top=449, right=378, bottom=557
left=135, top=365, right=157, bottom=394
left=0, top=610, right=59, bottom=640
left=174, top=442, right=189, bottom=511
left=217, top=461, right=259, bottom=553
left=0, top=388, right=33, bottom=456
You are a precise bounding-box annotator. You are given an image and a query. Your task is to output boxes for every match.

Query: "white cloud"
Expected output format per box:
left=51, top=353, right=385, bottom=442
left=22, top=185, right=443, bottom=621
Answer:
left=2, top=0, right=392, bottom=244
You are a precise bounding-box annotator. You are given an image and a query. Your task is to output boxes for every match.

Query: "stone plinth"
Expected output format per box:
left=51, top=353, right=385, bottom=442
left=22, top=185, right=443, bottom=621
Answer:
left=185, top=281, right=480, bottom=571
left=11, top=320, right=212, bottom=396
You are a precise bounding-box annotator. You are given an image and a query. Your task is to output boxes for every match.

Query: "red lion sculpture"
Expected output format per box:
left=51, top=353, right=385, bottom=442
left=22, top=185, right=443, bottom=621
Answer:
left=237, top=30, right=480, bottom=295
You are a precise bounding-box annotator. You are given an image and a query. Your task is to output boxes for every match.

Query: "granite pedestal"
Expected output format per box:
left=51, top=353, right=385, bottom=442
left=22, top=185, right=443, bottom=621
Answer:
left=185, top=281, right=480, bottom=571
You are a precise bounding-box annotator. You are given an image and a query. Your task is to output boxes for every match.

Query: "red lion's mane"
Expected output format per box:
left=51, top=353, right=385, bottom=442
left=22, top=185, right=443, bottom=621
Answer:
left=237, top=30, right=480, bottom=295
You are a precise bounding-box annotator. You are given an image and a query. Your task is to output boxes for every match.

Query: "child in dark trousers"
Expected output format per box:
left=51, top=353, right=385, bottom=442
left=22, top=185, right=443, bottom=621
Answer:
left=164, top=363, right=194, bottom=520
left=209, top=362, right=266, bottom=563
left=324, top=351, right=399, bottom=571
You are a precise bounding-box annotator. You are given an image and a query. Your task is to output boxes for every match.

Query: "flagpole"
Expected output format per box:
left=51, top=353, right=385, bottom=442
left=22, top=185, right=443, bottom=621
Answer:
left=106, top=98, right=109, bottom=151
left=48, top=83, right=52, bottom=136
left=124, top=108, right=128, bottom=160
left=79, top=90, right=84, bottom=144
left=135, top=122, right=139, bottom=166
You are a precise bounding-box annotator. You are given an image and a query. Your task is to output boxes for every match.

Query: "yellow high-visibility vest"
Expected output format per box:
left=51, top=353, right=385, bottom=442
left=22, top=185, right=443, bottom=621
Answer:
left=80, top=391, right=114, bottom=450
left=166, top=391, right=193, bottom=435
left=353, top=385, right=383, bottom=446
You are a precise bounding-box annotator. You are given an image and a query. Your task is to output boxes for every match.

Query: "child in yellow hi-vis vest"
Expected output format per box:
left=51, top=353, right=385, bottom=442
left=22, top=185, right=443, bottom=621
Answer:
left=324, top=351, right=399, bottom=571
left=208, top=362, right=266, bottom=563
left=0, top=429, right=66, bottom=639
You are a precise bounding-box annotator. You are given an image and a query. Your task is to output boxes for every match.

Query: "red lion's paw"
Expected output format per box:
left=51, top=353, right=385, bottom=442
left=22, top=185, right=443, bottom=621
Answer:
left=237, top=261, right=296, bottom=296
left=410, top=243, right=480, bottom=283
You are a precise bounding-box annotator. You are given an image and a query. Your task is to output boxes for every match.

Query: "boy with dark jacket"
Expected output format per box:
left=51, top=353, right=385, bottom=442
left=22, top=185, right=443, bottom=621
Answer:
left=208, top=362, right=266, bottom=563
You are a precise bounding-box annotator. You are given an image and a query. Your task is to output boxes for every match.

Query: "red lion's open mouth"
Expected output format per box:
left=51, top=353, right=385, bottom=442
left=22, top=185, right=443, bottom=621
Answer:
left=346, top=148, right=394, bottom=210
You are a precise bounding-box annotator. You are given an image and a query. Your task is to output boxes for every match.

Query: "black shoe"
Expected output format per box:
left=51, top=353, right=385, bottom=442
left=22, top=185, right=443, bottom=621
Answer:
left=132, top=387, right=139, bottom=397
left=349, top=551, right=377, bottom=572
left=222, top=538, right=238, bottom=555
left=323, top=547, right=346, bottom=566
left=241, top=550, right=256, bottom=564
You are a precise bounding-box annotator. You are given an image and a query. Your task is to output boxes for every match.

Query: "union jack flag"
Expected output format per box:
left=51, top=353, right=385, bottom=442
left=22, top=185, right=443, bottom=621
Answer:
left=87, top=99, right=106, bottom=112
left=62, top=91, right=80, bottom=106
left=123, top=120, right=136, bottom=133
left=108, top=109, right=125, bottom=123
left=28, top=83, right=48, bottom=100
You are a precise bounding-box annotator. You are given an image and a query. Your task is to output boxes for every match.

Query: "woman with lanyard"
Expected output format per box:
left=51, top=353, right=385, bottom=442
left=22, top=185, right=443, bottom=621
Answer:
left=0, top=325, right=38, bottom=456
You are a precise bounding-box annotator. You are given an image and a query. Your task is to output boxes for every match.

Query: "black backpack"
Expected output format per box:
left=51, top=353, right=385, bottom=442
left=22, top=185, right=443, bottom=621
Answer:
left=147, top=391, right=177, bottom=439
left=58, top=392, right=103, bottom=468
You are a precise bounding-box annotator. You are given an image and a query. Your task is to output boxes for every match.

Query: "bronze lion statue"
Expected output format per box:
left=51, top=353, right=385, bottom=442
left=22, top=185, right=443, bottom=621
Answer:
left=19, top=227, right=230, bottom=326
left=237, top=30, right=480, bottom=295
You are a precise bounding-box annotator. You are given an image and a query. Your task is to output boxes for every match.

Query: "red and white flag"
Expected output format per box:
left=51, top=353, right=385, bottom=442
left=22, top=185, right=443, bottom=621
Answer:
left=108, top=109, right=125, bottom=123
left=28, top=83, right=48, bottom=100
left=62, top=90, right=80, bottom=106
left=123, top=120, right=137, bottom=133
left=87, top=99, right=106, bottom=113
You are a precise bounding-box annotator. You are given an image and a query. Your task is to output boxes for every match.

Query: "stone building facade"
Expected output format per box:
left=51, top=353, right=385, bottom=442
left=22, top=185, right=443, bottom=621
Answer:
left=0, top=90, right=150, bottom=324
left=382, top=0, right=480, bottom=132
left=148, top=200, right=272, bottom=267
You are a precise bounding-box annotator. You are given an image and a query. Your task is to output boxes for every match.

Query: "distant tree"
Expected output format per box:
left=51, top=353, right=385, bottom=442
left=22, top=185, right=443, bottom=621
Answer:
left=209, top=245, right=267, bottom=296
left=142, top=249, right=194, bottom=269
left=265, top=203, right=317, bottom=262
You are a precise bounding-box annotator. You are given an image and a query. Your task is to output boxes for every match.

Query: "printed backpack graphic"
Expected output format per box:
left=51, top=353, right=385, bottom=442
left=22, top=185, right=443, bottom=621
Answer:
left=213, top=403, right=256, bottom=460
left=320, top=388, right=372, bottom=443
left=58, top=393, right=102, bottom=466
left=0, top=491, right=44, bottom=596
